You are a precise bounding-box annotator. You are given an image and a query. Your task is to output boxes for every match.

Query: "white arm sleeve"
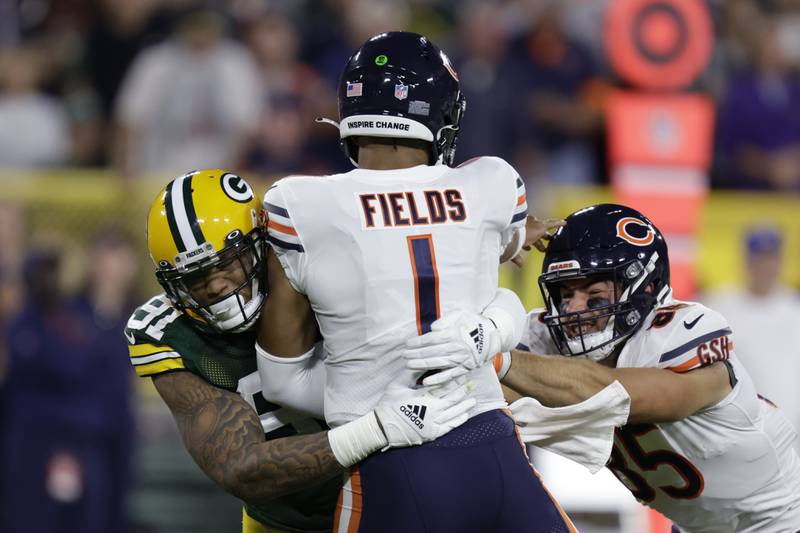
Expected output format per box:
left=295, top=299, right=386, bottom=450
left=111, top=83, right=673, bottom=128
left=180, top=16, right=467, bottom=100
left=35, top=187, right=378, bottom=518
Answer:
left=482, top=288, right=527, bottom=352
left=500, top=225, right=526, bottom=263
left=256, top=342, right=326, bottom=418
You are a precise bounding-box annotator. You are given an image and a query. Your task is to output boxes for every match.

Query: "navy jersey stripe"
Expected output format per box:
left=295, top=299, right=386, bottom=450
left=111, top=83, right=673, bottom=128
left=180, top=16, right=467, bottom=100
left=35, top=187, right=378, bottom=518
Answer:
left=264, top=202, right=290, bottom=218
left=267, top=235, right=305, bottom=252
left=658, top=328, right=733, bottom=363
left=408, top=236, right=439, bottom=334
left=511, top=209, right=528, bottom=224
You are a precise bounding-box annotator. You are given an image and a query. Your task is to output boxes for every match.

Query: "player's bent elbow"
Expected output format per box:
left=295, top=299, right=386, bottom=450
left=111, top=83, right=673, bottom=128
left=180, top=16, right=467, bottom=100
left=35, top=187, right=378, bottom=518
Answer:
left=629, top=404, right=681, bottom=424
left=221, top=447, right=280, bottom=504
left=219, top=453, right=257, bottom=501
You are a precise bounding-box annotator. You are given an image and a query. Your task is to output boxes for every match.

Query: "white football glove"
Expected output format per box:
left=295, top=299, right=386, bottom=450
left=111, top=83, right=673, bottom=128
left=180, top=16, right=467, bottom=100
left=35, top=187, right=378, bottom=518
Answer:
left=374, top=378, right=476, bottom=448
left=327, top=378, right=476, bottom=467
left=402, top=311, right=503, bottom=386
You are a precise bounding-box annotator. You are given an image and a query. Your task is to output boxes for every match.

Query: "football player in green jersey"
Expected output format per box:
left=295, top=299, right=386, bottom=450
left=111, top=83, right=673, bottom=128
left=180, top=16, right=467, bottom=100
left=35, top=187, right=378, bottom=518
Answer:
left=125, top=169, right=475, bottom=533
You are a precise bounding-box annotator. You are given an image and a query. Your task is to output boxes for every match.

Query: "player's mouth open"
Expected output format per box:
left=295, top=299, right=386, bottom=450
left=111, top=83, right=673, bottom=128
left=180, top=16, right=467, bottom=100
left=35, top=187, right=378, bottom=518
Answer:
left=565, top=318, right=602, bottom=338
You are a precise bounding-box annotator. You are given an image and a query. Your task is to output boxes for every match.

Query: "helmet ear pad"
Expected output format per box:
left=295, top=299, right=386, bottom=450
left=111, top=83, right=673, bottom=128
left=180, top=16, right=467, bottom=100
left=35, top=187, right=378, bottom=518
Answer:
left=619, top=285, right=656, bottom=334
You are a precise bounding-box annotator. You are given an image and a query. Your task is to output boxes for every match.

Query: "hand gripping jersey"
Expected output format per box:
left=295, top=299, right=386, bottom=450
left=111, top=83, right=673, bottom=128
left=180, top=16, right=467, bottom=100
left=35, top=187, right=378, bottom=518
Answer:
left=520, top=299, right=800, bottom=533
left=265, top=156, right=528, bottom=426
left=125, top=294, right=339, bottom=532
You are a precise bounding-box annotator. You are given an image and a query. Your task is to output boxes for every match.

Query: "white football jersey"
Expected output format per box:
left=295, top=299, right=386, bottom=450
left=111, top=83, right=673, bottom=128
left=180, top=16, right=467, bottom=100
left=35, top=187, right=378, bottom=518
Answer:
left=521, top=300, right=800, bottom=533
left=265, top=157, right=528, bottom=427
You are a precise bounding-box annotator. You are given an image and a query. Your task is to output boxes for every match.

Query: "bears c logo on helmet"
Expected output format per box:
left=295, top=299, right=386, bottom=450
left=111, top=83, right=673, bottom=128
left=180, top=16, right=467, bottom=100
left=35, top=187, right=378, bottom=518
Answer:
left=616, top=216, right=655, bottom=246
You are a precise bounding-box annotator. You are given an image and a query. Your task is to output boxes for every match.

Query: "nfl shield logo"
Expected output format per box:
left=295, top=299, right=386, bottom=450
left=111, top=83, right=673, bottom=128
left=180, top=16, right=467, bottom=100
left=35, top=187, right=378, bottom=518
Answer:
left=394, top=83, right=408, bottom=100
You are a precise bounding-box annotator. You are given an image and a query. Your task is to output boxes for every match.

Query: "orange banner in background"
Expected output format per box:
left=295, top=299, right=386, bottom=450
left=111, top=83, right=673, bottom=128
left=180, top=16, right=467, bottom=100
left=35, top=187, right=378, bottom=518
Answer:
left=607, top=91, right=715, bottom=170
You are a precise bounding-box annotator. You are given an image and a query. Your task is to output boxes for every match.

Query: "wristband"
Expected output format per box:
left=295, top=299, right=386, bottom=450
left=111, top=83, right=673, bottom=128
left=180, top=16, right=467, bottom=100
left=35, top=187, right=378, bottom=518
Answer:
left=493, top=352, right=512, bottom=381
left=483, top=305, right=517, bottom=352
left=327, top=411, right=388, bottom=467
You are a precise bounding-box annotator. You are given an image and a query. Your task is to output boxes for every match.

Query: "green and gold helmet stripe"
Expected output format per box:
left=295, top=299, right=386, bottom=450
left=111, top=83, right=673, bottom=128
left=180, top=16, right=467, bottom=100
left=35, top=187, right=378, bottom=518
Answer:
left=165, top=172, right=206, bottom=252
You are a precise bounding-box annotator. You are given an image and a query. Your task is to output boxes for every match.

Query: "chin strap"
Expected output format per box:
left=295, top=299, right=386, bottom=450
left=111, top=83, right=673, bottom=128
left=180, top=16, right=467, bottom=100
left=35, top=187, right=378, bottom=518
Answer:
left=315, top=116, right=339, bottom=129
left=433, top=124, right=460, bottom=166
left=619, top=251, right=659, bottom=303
left=316, top=116, right=359, bottom=168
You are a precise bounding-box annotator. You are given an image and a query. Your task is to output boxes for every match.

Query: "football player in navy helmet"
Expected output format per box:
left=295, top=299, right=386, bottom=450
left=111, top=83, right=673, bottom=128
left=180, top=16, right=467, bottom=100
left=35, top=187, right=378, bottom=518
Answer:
left=258, top=31, right=575, bottom=532
left=537, top=203, right=672, bottom=361
left=318, top=31, right=466, bottom=167
left=409, top=203, right=800, bottom=531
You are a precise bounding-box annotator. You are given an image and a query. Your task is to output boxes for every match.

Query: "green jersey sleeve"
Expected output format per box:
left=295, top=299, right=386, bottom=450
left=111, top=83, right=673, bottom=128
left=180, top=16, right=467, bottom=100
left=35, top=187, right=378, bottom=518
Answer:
left=124, top=294, right=185, bottom=378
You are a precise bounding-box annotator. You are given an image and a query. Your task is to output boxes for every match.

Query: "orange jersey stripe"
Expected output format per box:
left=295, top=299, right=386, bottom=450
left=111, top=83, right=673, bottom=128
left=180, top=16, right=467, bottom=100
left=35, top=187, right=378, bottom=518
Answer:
left=267, top=220, right=297, bottom=236
left=502, top=409, right=578, bottom=532
left=334, top=468, right=362, bottom=533
left=493, top=353, right=504, bottom=374
left=669, top=355, right=701, bottom=373
left=347, top=469, right=362, bottom=533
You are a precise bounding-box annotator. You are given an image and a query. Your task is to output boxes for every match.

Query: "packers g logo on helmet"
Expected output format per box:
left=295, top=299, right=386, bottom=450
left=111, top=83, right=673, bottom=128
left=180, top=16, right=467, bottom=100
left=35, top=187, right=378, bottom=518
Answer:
left=221, top=172, right=254, bottom=203
left=146, top=169, right=267, bottom=332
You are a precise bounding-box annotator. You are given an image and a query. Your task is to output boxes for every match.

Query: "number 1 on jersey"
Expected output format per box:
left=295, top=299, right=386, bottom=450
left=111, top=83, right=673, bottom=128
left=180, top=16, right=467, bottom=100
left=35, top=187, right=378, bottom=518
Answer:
left=407, top=235, right=440, bottom=334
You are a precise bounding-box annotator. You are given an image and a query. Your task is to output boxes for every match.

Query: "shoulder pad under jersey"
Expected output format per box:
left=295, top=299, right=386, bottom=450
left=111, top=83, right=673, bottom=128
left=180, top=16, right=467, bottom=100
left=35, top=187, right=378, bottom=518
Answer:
left=619, top=300, right=733, bottom=372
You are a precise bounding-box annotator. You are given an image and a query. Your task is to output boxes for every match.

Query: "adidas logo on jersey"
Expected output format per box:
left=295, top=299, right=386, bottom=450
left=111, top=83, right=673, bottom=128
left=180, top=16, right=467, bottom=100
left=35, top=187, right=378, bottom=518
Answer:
left=400, top=404, right=427, bottom=429
left=470, top=324, right=485, bottom=354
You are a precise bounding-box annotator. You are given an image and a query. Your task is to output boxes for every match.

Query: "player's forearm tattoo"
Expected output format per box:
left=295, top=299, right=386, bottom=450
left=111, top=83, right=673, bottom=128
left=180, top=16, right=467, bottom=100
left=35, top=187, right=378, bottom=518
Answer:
left=154, top=372, right=342, bottom=503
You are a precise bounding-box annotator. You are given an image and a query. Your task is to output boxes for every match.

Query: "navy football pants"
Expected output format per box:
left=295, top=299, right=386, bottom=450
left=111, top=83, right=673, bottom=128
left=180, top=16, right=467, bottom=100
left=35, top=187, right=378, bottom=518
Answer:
left=333, top=409, right=576, bottom=533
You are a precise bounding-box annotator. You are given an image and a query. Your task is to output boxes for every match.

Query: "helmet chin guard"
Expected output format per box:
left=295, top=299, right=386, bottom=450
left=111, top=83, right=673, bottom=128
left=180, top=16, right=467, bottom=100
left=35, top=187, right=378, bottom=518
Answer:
left=565, top=318, right=621, bottom=362
left=202, top=286, right=264, bottom=333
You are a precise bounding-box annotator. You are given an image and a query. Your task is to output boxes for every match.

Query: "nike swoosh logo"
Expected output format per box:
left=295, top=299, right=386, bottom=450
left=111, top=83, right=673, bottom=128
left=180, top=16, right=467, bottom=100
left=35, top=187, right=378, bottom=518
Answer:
left=124, top=329, right=136, bottom=344
left=683, top=314, right=704, bottom=329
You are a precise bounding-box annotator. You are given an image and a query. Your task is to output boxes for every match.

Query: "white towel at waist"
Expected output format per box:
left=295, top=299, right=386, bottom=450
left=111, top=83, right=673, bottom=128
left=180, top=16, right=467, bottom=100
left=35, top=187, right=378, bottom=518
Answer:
left=509, top=380, right=631, bottom=473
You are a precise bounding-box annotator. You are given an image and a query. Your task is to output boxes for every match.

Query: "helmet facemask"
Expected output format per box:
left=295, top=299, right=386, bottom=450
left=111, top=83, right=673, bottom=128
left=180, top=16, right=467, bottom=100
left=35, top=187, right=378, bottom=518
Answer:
left=156, top=228, right=267, bottom=333
left=539, top=252, right=662, bottom=361
left=433, top=92, right=466, bottom=166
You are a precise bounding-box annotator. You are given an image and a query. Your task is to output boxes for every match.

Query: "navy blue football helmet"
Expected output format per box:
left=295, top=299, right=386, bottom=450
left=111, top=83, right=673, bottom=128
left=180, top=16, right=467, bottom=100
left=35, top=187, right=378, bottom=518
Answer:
left=322, top=31, right=466, bottom=166
left=538, top=204, right=671, bottom=360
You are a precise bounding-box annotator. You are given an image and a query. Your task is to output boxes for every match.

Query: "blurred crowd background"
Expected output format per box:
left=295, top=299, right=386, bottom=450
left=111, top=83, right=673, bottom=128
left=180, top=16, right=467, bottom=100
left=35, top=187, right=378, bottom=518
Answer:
left=0, top=0, right=799, bottom=532
left=0, top=0, right=800, bottom=188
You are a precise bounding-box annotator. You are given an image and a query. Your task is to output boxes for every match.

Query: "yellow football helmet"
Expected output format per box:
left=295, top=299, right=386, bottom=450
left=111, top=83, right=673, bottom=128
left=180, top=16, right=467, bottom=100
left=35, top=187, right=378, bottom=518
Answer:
left=146, top=169, right=266, bottom=332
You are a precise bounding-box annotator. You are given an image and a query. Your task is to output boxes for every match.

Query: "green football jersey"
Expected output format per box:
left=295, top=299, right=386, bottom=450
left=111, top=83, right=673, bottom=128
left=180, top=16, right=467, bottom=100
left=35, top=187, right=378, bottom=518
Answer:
left=125, top=294, right=339, bottom=532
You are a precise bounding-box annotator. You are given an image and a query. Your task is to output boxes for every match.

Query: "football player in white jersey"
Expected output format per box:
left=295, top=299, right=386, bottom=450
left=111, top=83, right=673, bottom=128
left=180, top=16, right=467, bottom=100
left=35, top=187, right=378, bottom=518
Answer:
left=407, top=203, right=800, bottom=532
left=256, top=32, right=576, bottom=532
left=125, top=170, right=476, bottom=533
